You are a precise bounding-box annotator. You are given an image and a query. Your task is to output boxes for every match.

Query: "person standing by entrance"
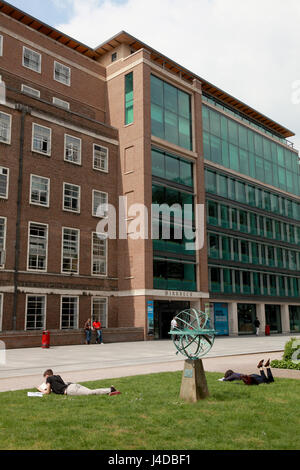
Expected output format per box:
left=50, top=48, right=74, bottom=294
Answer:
left=93, top=319, right=103, bottom=344
left=84, top=318, right=92, bottom=345
left=254, top=317, right=260, bottom=336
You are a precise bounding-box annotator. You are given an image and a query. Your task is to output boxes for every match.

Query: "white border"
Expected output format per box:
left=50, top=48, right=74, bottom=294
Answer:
left=53, top=97, right=70, bottom=110
left=60, top=295, right=79, bottom=330
left=25, top=294, right=46, bottom=331
left=91, top=232, right=108, bottom=277
left=93, top=143, right=109, bottom=173
left=27, top=221, right=49, bottom=273
left=54, top=60, right=71, bottom=87
left=0, top=35, right=3, bottom=57
left=31, top=122, right=52, bottom=156
left=63, top=182, right=81, bottom=213
left=22, top=46, right=42, bottom=74
left=29, top=174, right=50, bottom=207
left=92, top=190, right=108, bottom=217
left=0, top=111, right=12, bottom=145
left=0, top=166, right=9, bottom=199
left=61, top=226, right=80, bottom=275
left=64, top=134, right=82, bottom=165
left=0, top=216, right=7, bottom=269
left=91, top=296, right=108, bottom=328
left=21, top=84, right=40, bottom=98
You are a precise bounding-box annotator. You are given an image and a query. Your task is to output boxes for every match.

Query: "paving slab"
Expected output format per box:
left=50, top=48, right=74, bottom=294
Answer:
left=0, top=334, right=299, bottom=392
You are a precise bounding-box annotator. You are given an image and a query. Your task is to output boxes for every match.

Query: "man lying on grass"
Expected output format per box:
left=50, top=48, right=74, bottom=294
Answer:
left=37, top=369, right=121, bottom=396
left=220, top=359, right=275, bottom=385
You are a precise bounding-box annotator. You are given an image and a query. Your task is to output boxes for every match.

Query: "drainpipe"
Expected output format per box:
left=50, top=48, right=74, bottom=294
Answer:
left=12, top=104, right=30, bottom=331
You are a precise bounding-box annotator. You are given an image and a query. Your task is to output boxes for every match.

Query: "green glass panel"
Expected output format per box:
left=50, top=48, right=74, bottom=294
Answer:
left=218, top=174, right=228, bottom=198
left=253, top=272, right=261, bottom=295
left=238, top=125, right=248, bottom=149
left=223, top=268, right=233, bottom=293
left=263, top=138, right=272, bottom=160
left=151, top=104, right=164, bottom=139
left=229, top=144, right=239, bottom=171
left=221, top=205, right=230, bottom=228
left=221, top=116, right=228, bottom=140
left=164, top=82, right=178, bottom=113
left=221, top=141, right=229, bottom=167
left=250, top=213, right=257, bottom=235
left=210, top=135, right=222, bottom=164
left=247, top=185, right=256, bottom=206
left=165, top=155, right=180, bottom=183
left=231, top=207, right=238, bottom=230
left=222, top=236, right=231, bottom=260
left=180, top=160, right=193, bottom=187
left=178, top=91, right=190, bottom=118
left=239, top=149, right=249, bottom=175
left=241, top=240, right=249, bottom=263
left=165, top=110, right=178, bottom=146
left=152, top=149, right=165, bottom=179
left=208, top=201, right=218, bottom=225
left=206, top=170, right=216, bottom=193
left=254, top=134, right=263, bottom=156
left=251, top=242, right=259, bottom=264
left=151, top=75, right=163, bottom=105
left=234, top=271, right=241, bottom=293
left=210, top=267, right=221, bottom=293
left=203, top=132, right=211, bottom=159
left=209, top=234, right=219, bottom=258
left=228, top=120, right=238, bottom=145
left=236, top=181, right=246, bottom=204
left=255, top=156, right=264, bottom=181
left=125, top=72, right=134, bottom=125
left=210, top=109, right=221, bottom=136
left=179, top=117, right=191, bottom=149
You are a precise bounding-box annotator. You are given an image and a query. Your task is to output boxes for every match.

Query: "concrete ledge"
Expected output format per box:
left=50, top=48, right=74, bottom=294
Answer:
left=0, top=327, right=144, bottom=349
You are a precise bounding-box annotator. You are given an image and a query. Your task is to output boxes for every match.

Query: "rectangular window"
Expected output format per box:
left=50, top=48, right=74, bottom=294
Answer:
left=61, top=297, right=78, bottom=329
left=62, top=228, right=79, bottom=274
left=32, top=123, right=51, bottom=155
left=64, top=135, right=81, bottom=165
left=92, top=298, right=107, bottom=328
left=26, top=296, right=46, bottom=330
left=92, top=232, right=107, bottom=276
left=23, top=47, right=41, bottom=73
left=93, top=144, right=108, bottom=172
left=63, top=183, right=80, bottom=213
left=125, top=72, right=134, bottom=125
left=30, top=175, right=50, bottom=207
left=0, top=167, right=9, bottom=198
left=0, top=112, right=11, bottom=144
left=92, top=190, right=108, bottom=218
left=27, top=223, right=48, bottom=271
left=0, top=217, right=6, bottom=267
left=21, top=84, right=40, bottom=98
left=53, top=97, right=70, bottom=110
left=54, top=61, right=71, bottom=86
left=0, top=35, right=3, bottom=56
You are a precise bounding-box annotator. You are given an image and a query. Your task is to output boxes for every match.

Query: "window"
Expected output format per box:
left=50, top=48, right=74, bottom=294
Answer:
left=92, top=232, right=107, bottom=276
left=63, top=183, right=80, bottom=213
left=125, top=72, right=134, bottom=125
left=64, top=135, right=81, bottom=165
left=21, top=84, right=40, bottom=98
left=93, top=144, right=108, bottom=172
left=111, top=52, right=117, bottom=62
left=30, top=175, right=50, bottom=207
left=61, top=297, right=78, bottom=329
left=0, top=112, right=11, bottom=144
left=53, top=97, right=70, bottom=110
left=92, top=298, right=107, bottom=328
left=93, top=190, right=108, bottom=217
left=0, top=217, right=6, bottom=267
left=62, top=228, right=79, bottom=273
left=54, top=61, right=71, bottom=86
left=0, top=35, right=3, bottom=56
left=27, top=223, right=48, bottom=271
left=0, top=167, right=9, bottom=198
left=32, top=124, right=51, bottom=155
left=26, top=296, right=46, bottom=330
left=23, top=47, right=41, bottom=73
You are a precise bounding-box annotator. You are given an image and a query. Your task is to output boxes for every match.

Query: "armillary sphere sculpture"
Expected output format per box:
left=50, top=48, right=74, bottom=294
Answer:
left=169, top=308, right=215, bottom=360
left=169, top=308, right=215, bottom=402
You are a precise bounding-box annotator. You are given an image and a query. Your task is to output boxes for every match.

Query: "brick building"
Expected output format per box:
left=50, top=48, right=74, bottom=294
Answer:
left=0, top=1, right=299, bottom=348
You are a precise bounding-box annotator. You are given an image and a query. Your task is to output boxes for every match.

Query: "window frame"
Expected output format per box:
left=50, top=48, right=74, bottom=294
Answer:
left=25, top=294, right=46, bottom=331
left=60, top=296, right=79, bottom=330
left=30, top=174, right=50, bottom=207
left=91, top=297, right=108, bottom=328
left=61, top=227, right=80, bottom=275
left=0, top=111, right=12, bottom=145
left=0, top=35, right=3, bottom=56
left=92, top=190, right=108, bottom=218
left=27, top=221, right=48, bottom=272
left=31, top=123, right=52, bottom=156
left=0, top=166, right=9, bottom=199
left=22, top=46, right=42, bottom=74
left=91, top=232, right=107, bottom=277
left=53, top=97, right=70, bottom=110
left=0, top=216, right=7, bottom=269
left=63, top=182, right=81, bottom=213
left=54, top=61, right=71, bottom=86
left=21, top=84, right=41, bottom=98
left=64, top=134, right=82, bottom=165
left=93, top=144, right=109, bottom=173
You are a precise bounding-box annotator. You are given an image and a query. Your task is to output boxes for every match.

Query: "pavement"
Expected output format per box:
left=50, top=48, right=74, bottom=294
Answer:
left=0, top=334, right=299, bottom=392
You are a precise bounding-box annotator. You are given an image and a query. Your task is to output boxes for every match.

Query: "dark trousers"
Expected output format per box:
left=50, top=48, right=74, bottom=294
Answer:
left=260, top=368, right=274, bottom=384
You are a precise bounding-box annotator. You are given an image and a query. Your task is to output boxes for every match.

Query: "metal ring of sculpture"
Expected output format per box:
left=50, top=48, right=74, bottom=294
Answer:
left=169, top=308, right=215, bottom=360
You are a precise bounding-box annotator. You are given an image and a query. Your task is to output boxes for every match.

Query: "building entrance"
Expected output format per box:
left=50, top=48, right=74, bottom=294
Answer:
left=153, top=301, right=190, bottom=339
left=238, top=304, right=256, bottom=335
left=265, top=305, right=282, bottom=334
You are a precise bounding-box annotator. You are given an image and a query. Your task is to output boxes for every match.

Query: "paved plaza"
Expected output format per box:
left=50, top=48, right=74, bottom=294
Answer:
left=0, top=334, right=299, bottom=392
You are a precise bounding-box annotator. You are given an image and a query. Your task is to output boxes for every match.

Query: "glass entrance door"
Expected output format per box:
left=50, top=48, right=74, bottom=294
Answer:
left=153, top=301, right=190, bottom=339
left=238, top=303, right=256, bottom=335
left=265, top=305, right=282, bottom=334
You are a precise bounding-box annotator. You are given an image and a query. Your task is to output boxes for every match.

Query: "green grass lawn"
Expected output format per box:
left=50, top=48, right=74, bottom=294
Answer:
left=0, top=371, right=299, bottom=450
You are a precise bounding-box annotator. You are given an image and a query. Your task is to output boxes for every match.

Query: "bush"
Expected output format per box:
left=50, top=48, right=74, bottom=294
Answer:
left=270, top=337, right=300, bottom=370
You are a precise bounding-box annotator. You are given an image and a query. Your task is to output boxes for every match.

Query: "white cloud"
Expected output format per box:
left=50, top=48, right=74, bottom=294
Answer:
left=56, top=0, right=300, bottom=151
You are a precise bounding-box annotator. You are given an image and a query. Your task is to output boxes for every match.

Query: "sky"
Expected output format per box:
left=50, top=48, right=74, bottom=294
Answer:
left=7, top=0, right=300, bottom=152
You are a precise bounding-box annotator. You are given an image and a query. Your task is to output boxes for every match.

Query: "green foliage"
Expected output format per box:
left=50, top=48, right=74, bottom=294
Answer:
left=270, top=337, right=300, bottom=370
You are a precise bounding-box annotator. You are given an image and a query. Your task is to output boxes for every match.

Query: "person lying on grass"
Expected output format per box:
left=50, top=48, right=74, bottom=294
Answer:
left=37, top=369, right=121, bottom=396
left=220, top=359, right=275, bottom=385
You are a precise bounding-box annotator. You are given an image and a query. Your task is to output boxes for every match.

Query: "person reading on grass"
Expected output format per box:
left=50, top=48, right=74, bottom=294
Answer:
left=37, top=369, right=120, bottom=396
left=220, top=359, right=275, bottom=385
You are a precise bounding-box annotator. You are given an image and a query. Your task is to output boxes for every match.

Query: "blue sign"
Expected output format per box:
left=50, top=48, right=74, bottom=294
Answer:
left=214, top=303, right=229, bottom=336
left=147, top=301, right=154, bottom=334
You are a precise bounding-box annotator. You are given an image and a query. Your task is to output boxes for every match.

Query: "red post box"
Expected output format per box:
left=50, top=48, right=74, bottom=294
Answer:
left=42, top=330, right=50, bottom=348
left=265, top=325, right=270, bottom=336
